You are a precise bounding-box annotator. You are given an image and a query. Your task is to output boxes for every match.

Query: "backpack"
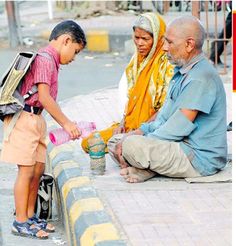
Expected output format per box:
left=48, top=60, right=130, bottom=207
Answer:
left=0, top=51, right=51, bottom=141
left=34, top=173, right=54, bottom=220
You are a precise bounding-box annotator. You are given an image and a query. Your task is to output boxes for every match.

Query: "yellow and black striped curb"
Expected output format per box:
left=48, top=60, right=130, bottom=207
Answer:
left=86, top=30, right=109, bottom=52
left=40, top=29, right=109, bottom=52
left=40, top=29, right=131, bottom=53
left=46, top=122, right=126, bottom=246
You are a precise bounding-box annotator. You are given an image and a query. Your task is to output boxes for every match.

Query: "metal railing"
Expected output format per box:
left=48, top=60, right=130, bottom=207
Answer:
left=125, top=0, right=231, bottom=74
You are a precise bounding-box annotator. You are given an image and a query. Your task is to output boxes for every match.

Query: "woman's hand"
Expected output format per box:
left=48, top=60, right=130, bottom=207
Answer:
left=113, top=125, right=125, bottom=135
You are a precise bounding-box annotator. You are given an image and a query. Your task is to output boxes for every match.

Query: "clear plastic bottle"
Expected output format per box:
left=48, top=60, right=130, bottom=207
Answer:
left=88, top=132, right=106, bottom=175
left=49, top=121, right=96, bottom=146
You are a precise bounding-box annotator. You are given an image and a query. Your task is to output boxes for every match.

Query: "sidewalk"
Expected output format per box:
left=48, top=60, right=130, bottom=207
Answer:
left=0, top=3, right=232, bottom=245
left=46, top=79, right=232, bottom=245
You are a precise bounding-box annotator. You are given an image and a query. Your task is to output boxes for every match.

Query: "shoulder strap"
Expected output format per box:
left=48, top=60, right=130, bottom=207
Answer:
left=23, top=52, right=53, bottom=99
left=3, top=111, right=22, bottom=142
left=37, top=52, right=52, bottom=60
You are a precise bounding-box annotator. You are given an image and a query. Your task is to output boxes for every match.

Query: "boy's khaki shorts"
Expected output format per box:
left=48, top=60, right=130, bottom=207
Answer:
left=0, top=111, right=47, bottom=166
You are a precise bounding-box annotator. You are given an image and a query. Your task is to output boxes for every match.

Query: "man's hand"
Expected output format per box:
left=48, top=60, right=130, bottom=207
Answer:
left=113, top=141, right=129, bottom=168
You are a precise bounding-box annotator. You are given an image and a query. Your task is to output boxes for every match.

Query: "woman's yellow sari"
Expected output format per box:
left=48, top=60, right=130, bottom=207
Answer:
left=82, top=13, right=173, bottom=152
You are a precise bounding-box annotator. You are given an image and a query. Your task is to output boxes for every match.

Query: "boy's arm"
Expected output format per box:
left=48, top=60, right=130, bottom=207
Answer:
left=38, top=83, right=81, bottom=139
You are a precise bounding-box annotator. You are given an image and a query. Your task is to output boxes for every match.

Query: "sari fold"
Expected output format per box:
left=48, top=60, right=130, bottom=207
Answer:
left=82, top=13, right=173, bottom=152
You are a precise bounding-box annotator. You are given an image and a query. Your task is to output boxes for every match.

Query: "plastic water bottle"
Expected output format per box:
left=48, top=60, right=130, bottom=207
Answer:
left=88, top=132, right=106, bottom=175
left=49, top=121, right=96, bottom=146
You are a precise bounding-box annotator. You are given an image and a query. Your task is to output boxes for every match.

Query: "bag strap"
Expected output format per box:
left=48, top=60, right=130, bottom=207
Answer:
left=23, top=85, right=38, bottom=99
left=4, top=52, right=53, bottom=142
left=3, top=110, right=22, bottom=142
left=38, top=187, right=50, bottom=202
left=23, top=52, right=53, bottom=100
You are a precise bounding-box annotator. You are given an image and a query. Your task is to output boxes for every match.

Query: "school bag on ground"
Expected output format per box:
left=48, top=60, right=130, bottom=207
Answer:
left=34, top=173, right=54, bottom=220
left=0, top=51, right=51, bottom=141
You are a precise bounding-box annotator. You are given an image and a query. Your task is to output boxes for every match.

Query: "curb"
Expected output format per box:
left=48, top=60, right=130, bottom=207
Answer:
left=39, top=29, right=131, bottom=52
left=46, top=121, right=126, bottom=246
left=39, top=27, right=223, bottom=54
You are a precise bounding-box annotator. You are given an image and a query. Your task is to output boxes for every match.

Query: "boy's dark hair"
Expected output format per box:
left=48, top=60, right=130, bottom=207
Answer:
left=49, top=20, right=87, bottom=47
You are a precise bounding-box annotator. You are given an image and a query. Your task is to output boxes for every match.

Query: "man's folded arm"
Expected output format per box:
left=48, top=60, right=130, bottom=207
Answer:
left=148, top=108, right=198, bottom=141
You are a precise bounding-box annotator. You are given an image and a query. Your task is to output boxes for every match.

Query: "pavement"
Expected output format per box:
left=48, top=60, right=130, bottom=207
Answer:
left=0, top=2, right=233, bottom=246
left=45, top=81, right=232, bottom=245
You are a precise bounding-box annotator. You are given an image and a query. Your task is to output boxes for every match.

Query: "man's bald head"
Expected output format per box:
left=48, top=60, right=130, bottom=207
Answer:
left=168, top=15, right=205, bottom=50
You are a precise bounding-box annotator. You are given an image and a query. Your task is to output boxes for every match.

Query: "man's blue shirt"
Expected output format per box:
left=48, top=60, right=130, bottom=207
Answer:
left=140, top=53, right=227, bottom=175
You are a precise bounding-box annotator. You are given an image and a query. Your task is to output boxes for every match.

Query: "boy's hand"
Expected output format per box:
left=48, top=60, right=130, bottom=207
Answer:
left=63, top=121, right=81, bottom=140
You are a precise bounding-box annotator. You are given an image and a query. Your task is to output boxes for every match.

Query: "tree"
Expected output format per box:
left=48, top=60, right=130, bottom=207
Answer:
left=5, top=1, right=21, bottom=47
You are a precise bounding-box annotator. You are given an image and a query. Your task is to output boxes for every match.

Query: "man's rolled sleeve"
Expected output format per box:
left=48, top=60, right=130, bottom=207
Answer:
left=148, top=110, right=196, bottom=141
left=178, top=79, right=216, bottom=114
left=140, top=122, right=151, bottom=135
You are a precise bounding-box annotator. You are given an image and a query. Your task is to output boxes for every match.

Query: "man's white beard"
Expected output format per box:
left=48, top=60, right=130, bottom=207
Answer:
left=167, top=55, right=186, bottom=67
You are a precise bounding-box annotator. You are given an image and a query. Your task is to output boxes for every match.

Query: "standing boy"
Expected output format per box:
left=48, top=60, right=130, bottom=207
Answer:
left=1, top=20, right=86, bottom=239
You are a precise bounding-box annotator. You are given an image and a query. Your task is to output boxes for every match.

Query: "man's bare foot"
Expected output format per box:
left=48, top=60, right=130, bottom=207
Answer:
left=119, top=156, right=129, bottom=169
left=120, top=167, right=156, bottom=183
left=120, top=168, right=129, bottom=176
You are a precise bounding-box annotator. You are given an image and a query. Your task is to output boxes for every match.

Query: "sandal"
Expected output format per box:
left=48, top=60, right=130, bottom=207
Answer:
left=28, top=215, right=55, bottom=233
left=12, top=220, right=48, bottom=239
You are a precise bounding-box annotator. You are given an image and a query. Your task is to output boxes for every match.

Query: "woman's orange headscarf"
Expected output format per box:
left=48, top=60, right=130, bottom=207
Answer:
left=81, top=13, right=173, bottom=152
left=124, top=12, right=173, bottom=131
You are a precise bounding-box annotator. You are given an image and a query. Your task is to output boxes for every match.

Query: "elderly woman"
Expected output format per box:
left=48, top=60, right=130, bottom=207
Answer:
left=81, top=12, right=173, bottom=153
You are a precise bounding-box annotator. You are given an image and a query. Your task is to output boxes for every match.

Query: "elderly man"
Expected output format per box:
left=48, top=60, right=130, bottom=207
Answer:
left=108, top=15, right=227, bottom=183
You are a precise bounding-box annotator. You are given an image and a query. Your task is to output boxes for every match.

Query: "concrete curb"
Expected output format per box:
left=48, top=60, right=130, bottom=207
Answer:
left=39, top=29, right=131, bottom=52
left=46, top=121, right=126, bottom=246
left=39, top=27, right=224, bottom=54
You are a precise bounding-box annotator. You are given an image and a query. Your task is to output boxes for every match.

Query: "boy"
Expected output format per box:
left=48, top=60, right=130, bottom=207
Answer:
left=0, top=20, right=86, bottom=239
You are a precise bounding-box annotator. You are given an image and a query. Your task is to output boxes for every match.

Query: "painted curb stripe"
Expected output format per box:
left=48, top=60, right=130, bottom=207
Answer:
left=80, top=223, right=120, bottom=245
left=51, top=152, right=74, bottom=168
left=57, top=168, right=83, bottom=189
left=62, top=176, right=91, bottom=201
left=69, top=198, right=104, bottom=245
left=49, top=144, right=74, bottom=160
left=74, top=211, right=111, bottom=245
left=53, top=160, right=79, bottom=178
left=86, top=30, right=109, bottom=52
left=61, top=176, right=90, bottom=246
left=46, top=136, right=126, bottom=245
left=66, top=186, right=97, bottom=211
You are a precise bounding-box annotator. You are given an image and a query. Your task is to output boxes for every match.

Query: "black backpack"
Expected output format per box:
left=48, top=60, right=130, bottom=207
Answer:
left=34, top=173, right=54, bottom=220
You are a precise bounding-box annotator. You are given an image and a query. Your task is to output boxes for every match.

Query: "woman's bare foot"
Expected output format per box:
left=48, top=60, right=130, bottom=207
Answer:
left=120, top=167, right=156, bottom=183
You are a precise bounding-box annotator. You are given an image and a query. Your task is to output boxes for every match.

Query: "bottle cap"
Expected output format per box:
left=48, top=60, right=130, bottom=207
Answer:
left=49, top=132, right=56, bottom=144
left=93, top=131, right=101, bottom=137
